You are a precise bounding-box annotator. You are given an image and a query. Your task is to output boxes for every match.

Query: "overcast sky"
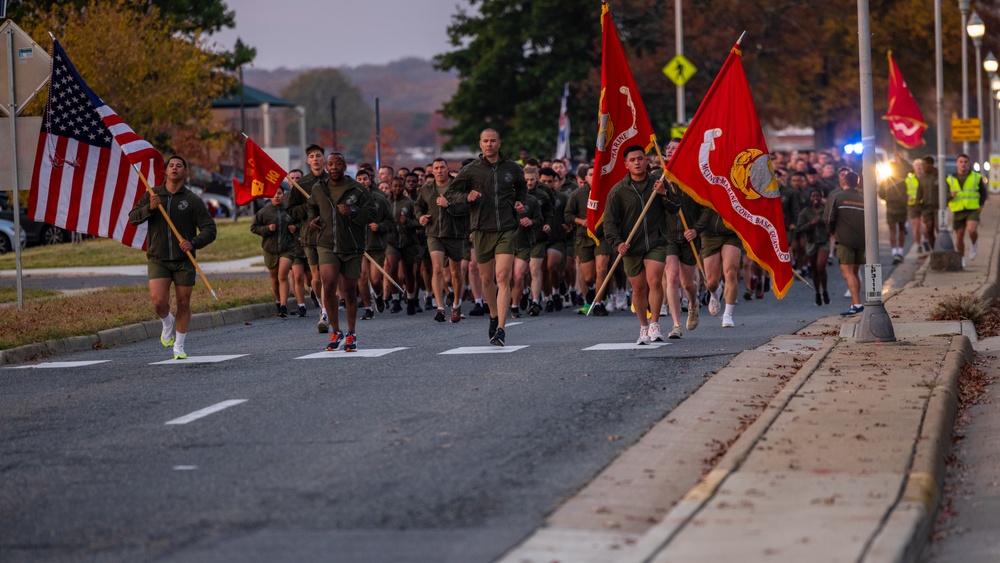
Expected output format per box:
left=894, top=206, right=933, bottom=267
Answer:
left=211, top=0, right=474, bottom=69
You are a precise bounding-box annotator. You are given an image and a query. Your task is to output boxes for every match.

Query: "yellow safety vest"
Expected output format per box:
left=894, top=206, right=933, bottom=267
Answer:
left=905, top=173, right=919, bottom=206
left=946, top=172, right=982, bottom=212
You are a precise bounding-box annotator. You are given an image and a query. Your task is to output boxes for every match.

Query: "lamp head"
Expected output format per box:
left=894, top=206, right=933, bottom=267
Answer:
left=968, top=11, right=985, bottom=40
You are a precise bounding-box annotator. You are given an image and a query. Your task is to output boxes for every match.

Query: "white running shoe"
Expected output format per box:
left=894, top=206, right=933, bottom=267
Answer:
left=659, top=304, right=669, bottom=316
left=615, top=292, right=628, bottom=311
left=160, top=315, right=175, bottom=347
left=722, top=313, right=735, bottom=328
left=970, top=243, right=978, bottom=259
left=843, top=289, right=851, bottom=298
left=708, top=294, right=720, bottom=316
left=962, top=256, right=967, bottom=269
left=636, top=326, right=651, bottom=345
left=648, top=322, right=663, bottom=342
left=317, top=312, right=329, bottom=333
left=173, top=345, right=186, bottom=360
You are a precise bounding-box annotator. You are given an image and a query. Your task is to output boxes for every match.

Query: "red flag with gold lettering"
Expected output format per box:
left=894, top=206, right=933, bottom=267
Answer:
left=587, top=2, right=657, bottom=242
left=664, top=43, right=793, bottom=298
left=883, top=51, right=927, bottom=149
left=233, top=137, right=287, bottom=205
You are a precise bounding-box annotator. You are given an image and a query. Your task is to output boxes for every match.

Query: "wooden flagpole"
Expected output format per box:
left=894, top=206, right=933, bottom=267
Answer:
left=130, top=163, right=219, bottom=301
left=652, top=142, right=707, bottom=279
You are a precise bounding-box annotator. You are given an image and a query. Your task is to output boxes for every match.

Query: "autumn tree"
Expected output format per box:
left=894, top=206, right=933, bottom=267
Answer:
left=10, top=0, right=236, bottom=34
left=280, top=69, right=374, bottom=158
left=436, top=0, right=601, bottom=160
left=23, top=0, right=233, bottom=155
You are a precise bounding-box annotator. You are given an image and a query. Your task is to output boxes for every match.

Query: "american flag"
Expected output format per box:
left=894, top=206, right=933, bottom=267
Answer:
left=28, top=40, right=163, bottom=250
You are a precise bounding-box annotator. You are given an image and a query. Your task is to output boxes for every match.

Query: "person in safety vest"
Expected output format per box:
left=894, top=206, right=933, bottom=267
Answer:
left=946, top=154, right=989, bottom=267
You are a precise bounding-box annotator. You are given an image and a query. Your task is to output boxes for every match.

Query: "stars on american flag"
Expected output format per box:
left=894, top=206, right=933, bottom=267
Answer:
left=45, top=52, right=111, bottom=149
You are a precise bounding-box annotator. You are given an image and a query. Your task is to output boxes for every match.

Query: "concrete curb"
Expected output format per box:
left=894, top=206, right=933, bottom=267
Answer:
left=866, top=335, right=972, bottom=562
left=0, top=302, right=276, bottom=366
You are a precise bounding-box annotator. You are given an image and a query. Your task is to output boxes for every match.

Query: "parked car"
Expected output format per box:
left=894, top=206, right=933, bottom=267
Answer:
left=0, top=218, right=28, bottom=255
left=0, top=209, right=68, bottom=246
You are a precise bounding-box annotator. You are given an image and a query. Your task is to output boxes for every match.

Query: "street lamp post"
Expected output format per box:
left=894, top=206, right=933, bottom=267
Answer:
left=990, top=73, right=1000, bottom=153
left=986, top=53, right=998, bottom=149
left=933, top=0, right=956, bottom=258
left=959, top=0, right=971, bottom=155
left=968, top=11, right=986, bottom=169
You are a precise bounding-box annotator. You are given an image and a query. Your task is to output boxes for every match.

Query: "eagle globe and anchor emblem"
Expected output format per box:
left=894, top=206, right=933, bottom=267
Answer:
left=728, top=148, right=780, bottom=200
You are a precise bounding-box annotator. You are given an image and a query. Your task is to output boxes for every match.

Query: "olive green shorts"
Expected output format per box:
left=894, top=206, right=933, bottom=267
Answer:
left=665, top=238, right=699, bottom=267
left=622, top=244, right=667, bottom=278
left=546, top=241, right=567, bottom=255
left=886, top=209, right=907, bottom=225
left=806, top=240, right=831, bottom=257
left=472, top=229, right=516, bottom=263
left=907, top=205, right=922, bottom=220
left=387, top=244, right=423, bottom=265
left=701, top=233, right=743, bottom=258
left=575, top=239, right=597, bottom=262
left=952, top=208, right=981, bottom=230
left=427, top=236, right=465, bottom=262
left=147, top=258, right=196, bottom=287
left=263, top=248, right=295, bottom=270
left=317, top=248, right=363, bottom=280
left=514, top=245, right=531, bottom=262
left=364, top=249, right=386, bottom=273
left=304, top=245, right=319, bottom=267
left=835, top=243, right=865, bottom=265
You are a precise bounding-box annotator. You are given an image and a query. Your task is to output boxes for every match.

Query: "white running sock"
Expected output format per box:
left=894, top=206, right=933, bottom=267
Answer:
left=724, top=303, right=735, bottom=316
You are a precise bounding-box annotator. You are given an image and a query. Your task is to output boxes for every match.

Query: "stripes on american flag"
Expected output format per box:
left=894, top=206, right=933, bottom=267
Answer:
left=28, top=40, right=163, bottom=250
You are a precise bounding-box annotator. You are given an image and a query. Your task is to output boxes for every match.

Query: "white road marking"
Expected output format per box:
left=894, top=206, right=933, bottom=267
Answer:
left=149, top=355, right=247, bottom=365
left=165, top=400, right=247, bottom=425
left=296, top=347, right=409, bottom=359
left=439, top=345, right=528, bottom=355
left=7, top=360, right=111, bottom=369
left=172, top=465, right=198, bottom=471
left=583, top=342, right=669, bottom=351
left=506, top=321, right=524, bottom=326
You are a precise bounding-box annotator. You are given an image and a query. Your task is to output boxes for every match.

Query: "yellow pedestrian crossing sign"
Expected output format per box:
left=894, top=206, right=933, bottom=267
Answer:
left=663, top=54, right=697, bottom=87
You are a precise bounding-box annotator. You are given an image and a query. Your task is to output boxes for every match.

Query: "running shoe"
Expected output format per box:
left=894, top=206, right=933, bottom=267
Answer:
left=722, top=313, right=735, bottom=328
left=892, top=254, right=903, bottom=265
left=310, top=288, right=320, bottom=307
left=490, top=327, right=506, bottom=347
left=390, top=299, right=402, bottom=314
left=615, top=292, right=628, bottom=311
left=510, top=306, right=522, bottom=319
left=434, top=308, right=447, bottom=322
left=971, top=243, right=978, bottom=259
left=843, top=289, right=851, bottom=298
left=450, top=306, right=462, bottom=324
left=275, top=302, right=282, bottom=314
left=545, top=299, right=554, bottom=313
left=173, top=345, right=186, bottom=360
left=407, top=298, right=417, bottom=316
left=519, top=291, right=529, bottom=311
left=708, top=293, right=720, bottom=316
left=528, top=302, right=541, bottom=316
left=660, top=304, right=669, bottom=316
left=668, top=325, right=683, bottom=339
left=822, top=290, right=830, bottom=304
left=962, top=256, right=967, bottom=269
left=840, top=304, right=864, bottom=316
left=374, top=293, right=386, bottom=313
left=469, top=302, right=485, bottom=316
left=297, top=304, right=307, bottom=317
left=326, top=331, right=344, bottom=351
left=648, top=322, right=663, bottom=342
left=681, top=297, right=689, bottom=313
left=636, top=326, right=650, bottom=345
left=343, top=332, right=357, bottom=352
left=592, top=302, right=609, bottom=317
left=686, top=306, right=699, bottom=330
left=278, top=305, right=288, bottom=318
left=922, top=241, right=932, bottom=253
left=815, top=293, right=822, bottom=306
left=425, top=295, right=434, bottom=310
left=160, top=316, right=175, bottom=347
left=317, top=313, right=329, bottom=333
left=361, top=308, right=374, bottom=320
left=743, top=290, right=753, bottom=301
left=488, top=316, right=499, bottom=339
left=585, top=287, right=596, bottom=304
left=553, top=296, right=563, bottom=311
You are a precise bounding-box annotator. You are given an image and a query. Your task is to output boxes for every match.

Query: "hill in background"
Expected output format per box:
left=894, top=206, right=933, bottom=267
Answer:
left=244, top=58, right=457, bottom=152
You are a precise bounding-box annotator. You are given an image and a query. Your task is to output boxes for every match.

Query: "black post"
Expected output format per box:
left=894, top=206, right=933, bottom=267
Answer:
left=330, top=96, right=337, bottom=152
left=375, top=97, right=381, bottom=172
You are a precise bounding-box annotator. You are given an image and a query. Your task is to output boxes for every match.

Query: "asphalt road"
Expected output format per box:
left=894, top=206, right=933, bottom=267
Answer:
left=2, top=207, right=906, bottom=562
left=0, top=263, right=873, bottom=563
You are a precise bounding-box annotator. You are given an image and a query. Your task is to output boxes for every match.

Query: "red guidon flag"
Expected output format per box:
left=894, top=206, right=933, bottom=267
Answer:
left=664, top=43, right=793, bottom=298
left=883, top=51, right=927, bottom=149
left=233, top=137, right=286, bottom=206
left=587, top=2, right=657, bottom=243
